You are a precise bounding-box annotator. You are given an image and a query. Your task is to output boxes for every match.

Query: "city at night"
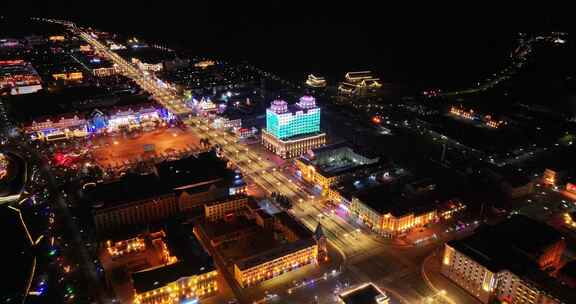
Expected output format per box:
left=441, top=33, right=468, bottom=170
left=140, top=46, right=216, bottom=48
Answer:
left=2, top=12, right=576, bottom=304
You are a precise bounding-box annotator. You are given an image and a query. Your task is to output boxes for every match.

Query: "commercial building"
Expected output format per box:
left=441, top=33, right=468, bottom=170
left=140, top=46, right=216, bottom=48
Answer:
left=131, top=225, right=217, bottom=304
left=71, top=53, right=117, bottom=77
left=348, top=178, right=461, bottom=237
left=86, top=152, right=245, bottom=232
left=194, top=201, right=327, bottom=288
left=24, top=114, right=88, bottom=141
left=449, top=106, right=506, bottom=129
left=261, top=96, right=326, bottom=158
left=295, top=143, right=382, bottom=196
left=0, top=60, right=43, bottom=95
left=441, top=215, right=573, bottom=304
left=337, top=71, right=382, bottom=96
left=100, top=227, right=217, bottom=304
left=204, top=195, right=249, bottom=221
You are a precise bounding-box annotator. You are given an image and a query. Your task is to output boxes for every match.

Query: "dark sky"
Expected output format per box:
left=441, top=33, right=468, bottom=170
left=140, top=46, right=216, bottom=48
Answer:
left=5, top=9, right=572, bottom=88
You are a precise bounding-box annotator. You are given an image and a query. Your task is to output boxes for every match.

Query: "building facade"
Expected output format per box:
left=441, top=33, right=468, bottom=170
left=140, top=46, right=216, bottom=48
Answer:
left=204, top=195, right=249, bottom=221
left=233, top=241, right=318, bottom=288
left=133, top=269, right=218, bottom=304
left=93, top=194, right=179, bottom=232
left=261, top=97, right=326, bottom=158
left=441, top=216, right=571, bottom=304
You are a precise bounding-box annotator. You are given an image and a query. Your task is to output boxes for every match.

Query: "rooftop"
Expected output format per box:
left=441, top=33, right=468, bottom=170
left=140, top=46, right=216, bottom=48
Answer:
left=354, top=177, right=452, bottom=217
left=86, top=151, right=235, bottom=210
left=338, top=283, right=389, bottom=304
left=448, top=215, right=575, bottom=303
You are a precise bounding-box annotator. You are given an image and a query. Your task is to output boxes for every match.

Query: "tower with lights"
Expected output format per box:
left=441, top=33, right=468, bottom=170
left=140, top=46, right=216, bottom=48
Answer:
left=261, top=96, right=326, bottom=158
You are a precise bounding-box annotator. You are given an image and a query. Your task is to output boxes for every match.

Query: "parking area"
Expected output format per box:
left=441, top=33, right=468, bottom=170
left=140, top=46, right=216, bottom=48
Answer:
left=91, top=128, right=201, bottom=167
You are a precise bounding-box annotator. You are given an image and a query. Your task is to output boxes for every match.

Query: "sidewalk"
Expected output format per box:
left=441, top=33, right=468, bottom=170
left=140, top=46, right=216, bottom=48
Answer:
left=421, top=249, right=482, bottom=304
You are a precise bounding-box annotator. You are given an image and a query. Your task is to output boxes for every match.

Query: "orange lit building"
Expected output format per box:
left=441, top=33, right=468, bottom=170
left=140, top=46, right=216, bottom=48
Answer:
left=338, top=71, right=382, bottom=96
left=194, top=206, right=326, bottom=288
left=295, top=143, right=382, bottom=196
left=52, top=71, right=83, bottom=81
left=0, top=60, right=43, bottom=95
left=441, top=215, right=571, bottom=304
left=100, top=227, right=218, bottom=304
left=87, top=152, right=245, bottom=232
left=204, top=195, right=249, bottom=221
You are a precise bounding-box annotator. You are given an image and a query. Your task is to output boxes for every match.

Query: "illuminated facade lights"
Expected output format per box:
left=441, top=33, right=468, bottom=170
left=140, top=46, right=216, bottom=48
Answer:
left=338, top=71, right=382, bottom=96
left=441, top=216, right=568, bottom=304
left=0, top=153, right=8, bottom=180
left=262, top=97, right=326, bottom=158
left=305, top=74, right=327, bottom=88
left=0, top=60, right=43, bottom=95
left=266, top=98, right=320, bottom=139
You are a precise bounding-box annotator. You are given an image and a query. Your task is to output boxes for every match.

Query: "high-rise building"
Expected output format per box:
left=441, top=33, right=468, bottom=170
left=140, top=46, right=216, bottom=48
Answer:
left=262, top=96, right=326, bottom=158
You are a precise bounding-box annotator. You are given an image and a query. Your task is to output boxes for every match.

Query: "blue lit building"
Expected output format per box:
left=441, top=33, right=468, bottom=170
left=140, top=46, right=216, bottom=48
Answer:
left=262, top=96, right=326, bottom=158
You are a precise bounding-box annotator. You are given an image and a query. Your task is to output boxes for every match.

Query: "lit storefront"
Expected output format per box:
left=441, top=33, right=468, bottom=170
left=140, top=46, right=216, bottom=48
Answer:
left=0, top=60, right=43, bottom=95
left=25, top=115, right=88, bottom=141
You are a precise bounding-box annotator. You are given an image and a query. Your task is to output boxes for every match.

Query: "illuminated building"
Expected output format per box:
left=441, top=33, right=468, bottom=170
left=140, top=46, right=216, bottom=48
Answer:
left=338, top=282, right=390, bottom=304
left=71, top=53, right=117, bottom=77
left=262, top=97, right=326, bottom=158
left=566, top=181, right=576, bottom=194
left=101, top=228, right=217, bottom=304
left=295, top=143, right=382, bottom=196
left=349, top=179, right=459, bottom=237
left=48, top=35, right=65, bottom=42
left=543, top=168, right=557, bottom=186
left=305, top=74, right=327, bottom=88
left=337, top=71, right=382, bottom=96
left=0, top=153, right=8, bottom=180
left=52, top=71, right=83, bottom=81
left=195, top=208, right=326, bottom=288
left=562, top=212, right=576, bottom=229
left=194, top=60, right=216, bottom=69
left=441, top=215, right=571, bottom=304
left=449, top=106, right=506, bottom=129
left=0, top=60, right=43, bottom=95
left=204, top=195, right=249, bottom=221
left=212, top=117, right=241, bottom=130
left=24, top=115, right=88, bottom=141
left=132, top=57, right=163, bottom=72
left=131, top=227, right=218, bottom=304
left=87, top=152, right=244, bottom=232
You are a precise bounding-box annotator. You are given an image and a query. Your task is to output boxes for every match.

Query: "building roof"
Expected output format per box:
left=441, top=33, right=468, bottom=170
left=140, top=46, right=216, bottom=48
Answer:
left=87, top=152, right=235, bottom=210
left=354, top=177, right=451, bottom=217
left=274, top=211, right=312, bottom=239
left=448, top=215, right=575, bottom=303
left=338, top=283, right=388, bottom=304
left=132, top=222, right=215, bottom=293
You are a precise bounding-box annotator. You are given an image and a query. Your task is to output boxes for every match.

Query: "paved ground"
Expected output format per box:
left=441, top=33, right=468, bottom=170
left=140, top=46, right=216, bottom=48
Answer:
left=91, top=127, right=200, bottom=167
